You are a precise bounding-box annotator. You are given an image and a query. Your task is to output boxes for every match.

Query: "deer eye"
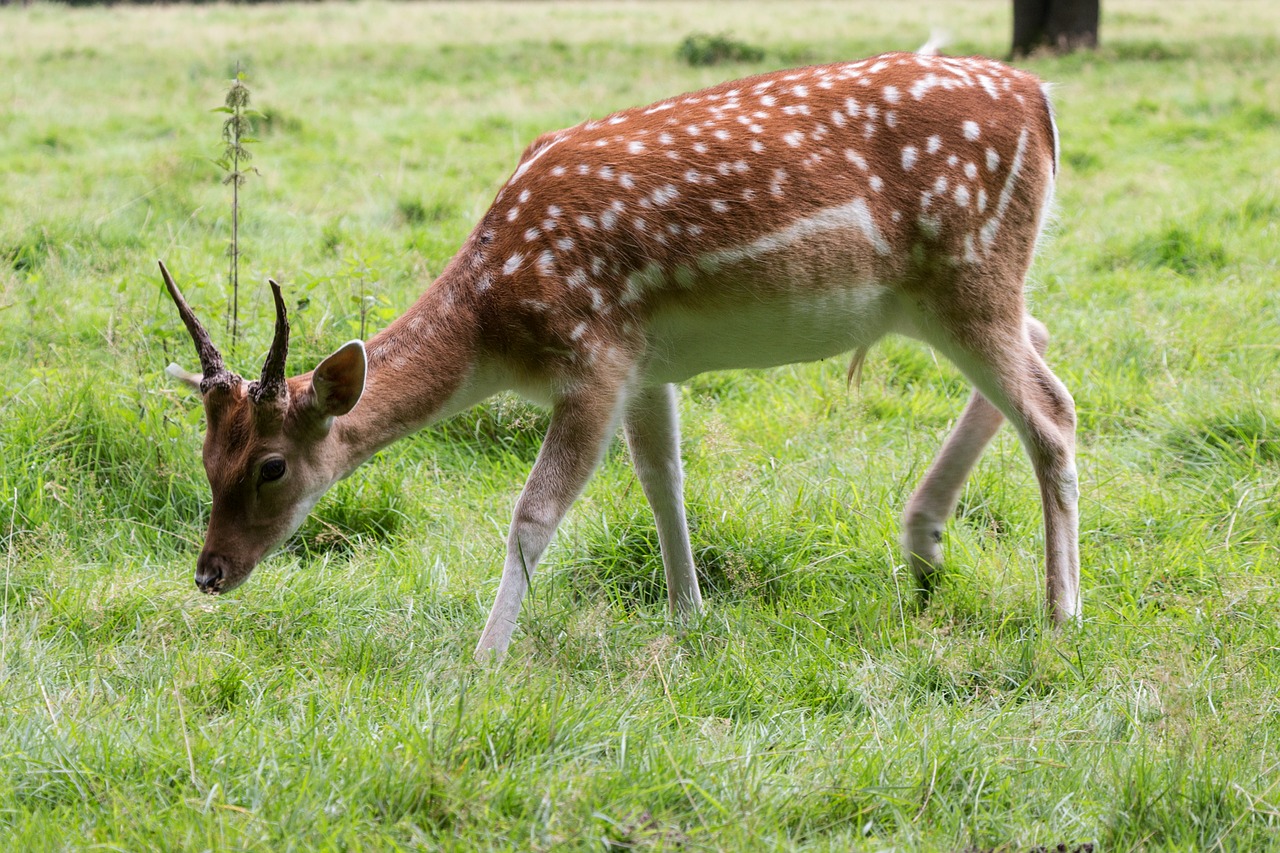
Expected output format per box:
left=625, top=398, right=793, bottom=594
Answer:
left=260, top=457, right=287, bottom=482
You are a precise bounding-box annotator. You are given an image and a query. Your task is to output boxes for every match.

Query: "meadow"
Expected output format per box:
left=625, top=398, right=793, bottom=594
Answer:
left=1, top=0, right=1279, bottom=848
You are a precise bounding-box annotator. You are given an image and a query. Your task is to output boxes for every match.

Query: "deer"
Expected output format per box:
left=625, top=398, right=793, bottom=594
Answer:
left=161, top=51, right=1079, bottom=659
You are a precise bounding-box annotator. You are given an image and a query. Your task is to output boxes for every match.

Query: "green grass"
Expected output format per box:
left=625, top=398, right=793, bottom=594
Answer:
left=2, top=0, right=1280, bottom=848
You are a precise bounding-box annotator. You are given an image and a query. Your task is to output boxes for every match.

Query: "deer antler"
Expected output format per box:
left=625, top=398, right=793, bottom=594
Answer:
left=158, top=260, right=239, bottom=393
left=249, top=279, right=290, bottom=405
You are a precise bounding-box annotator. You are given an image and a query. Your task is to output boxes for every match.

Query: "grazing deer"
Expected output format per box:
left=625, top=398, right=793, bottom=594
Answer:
left=163, top=52, right=1079, bottom=658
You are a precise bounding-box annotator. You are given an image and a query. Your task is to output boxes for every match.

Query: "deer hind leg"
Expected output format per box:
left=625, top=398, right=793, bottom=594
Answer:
left=902, top=318, right=1051, bottom=595
left=914, top=313, right=1079, bottom=624
left=475, top=377, right=629, bottom=659
left=623, top=383, right=704, bottom=617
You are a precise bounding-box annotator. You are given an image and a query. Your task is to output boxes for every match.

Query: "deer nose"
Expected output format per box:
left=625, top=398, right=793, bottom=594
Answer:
left=195, top=553, right=226, bottom=593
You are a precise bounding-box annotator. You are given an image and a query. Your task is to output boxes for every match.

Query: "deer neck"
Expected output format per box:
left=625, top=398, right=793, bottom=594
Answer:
left=331, top=259, right=492, bottom=470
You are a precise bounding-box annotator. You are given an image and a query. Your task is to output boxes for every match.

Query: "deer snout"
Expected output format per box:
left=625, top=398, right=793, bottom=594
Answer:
left=195, top=552, right=228, bottom=593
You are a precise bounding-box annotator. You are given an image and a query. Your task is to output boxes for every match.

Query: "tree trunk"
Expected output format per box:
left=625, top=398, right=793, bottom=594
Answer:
left=1012, top=0, right=1100, bottom=58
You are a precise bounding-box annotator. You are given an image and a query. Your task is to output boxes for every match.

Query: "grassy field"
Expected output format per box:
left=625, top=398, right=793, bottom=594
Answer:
left=2, top=0, right=1280, bottom=848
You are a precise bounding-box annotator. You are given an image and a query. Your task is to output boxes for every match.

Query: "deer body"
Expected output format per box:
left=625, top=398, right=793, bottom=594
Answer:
left=164, top=52, right=1079, bottom=659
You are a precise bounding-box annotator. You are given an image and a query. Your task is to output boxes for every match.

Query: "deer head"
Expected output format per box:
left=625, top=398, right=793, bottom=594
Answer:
left=160, top=261, right=368, bottom=593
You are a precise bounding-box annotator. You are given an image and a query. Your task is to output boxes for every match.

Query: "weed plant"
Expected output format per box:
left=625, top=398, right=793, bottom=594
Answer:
left=212, top=65, right=260, bottom=351
left=1, top=1, right=1279, bottom=849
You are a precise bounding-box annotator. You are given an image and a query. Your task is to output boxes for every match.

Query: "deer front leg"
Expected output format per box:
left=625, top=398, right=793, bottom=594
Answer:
left=475, top=382, right=627, bottom=660
left=623, top=383, right=703, bottom=617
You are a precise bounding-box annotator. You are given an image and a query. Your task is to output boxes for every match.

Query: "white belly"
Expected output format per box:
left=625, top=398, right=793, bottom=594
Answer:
left=641, top=284, right=897, bottom=384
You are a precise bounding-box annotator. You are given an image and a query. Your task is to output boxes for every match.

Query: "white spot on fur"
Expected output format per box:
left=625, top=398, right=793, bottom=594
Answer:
left=901, top=146, right=918, bottom=170
left=869, top=175, right=884, bottom=192
left=510, top=137, right=564, bottom=185
left=926, top=135, right=942, bottom=154
left=963, top=120, right=981, bottom=141
left=506, top=207, right=520, bottom=222
left=910, top=73, right=943, bottom=100
left=502, top=254, right=523, bottom=275
left=883, top=85, right=900, bottom=103
left=964, top=162, right=978, bottom=180
left=769, top=168, right=789, bottom=197
left=986, top=147, right=1001, bottom=172
left=652, top=184, right=680, bottom=206
left=536, top=250, right=555, bottom=276
left=980, top=127, right=1029, bottom=248
left=954, top=185, right=971, bottom=207
left=523, top=227, right=540, bottom=241
left=628, top=141, right=645, bottom=155
left=709, top=197, right=891, bottom=261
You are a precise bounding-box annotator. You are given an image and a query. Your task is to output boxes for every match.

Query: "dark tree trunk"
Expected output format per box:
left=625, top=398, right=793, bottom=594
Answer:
left=1012, top=0, right=1100, bottom=57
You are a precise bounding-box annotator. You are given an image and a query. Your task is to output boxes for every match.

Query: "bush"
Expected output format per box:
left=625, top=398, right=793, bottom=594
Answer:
left=676, top=32, right=765, bottom=67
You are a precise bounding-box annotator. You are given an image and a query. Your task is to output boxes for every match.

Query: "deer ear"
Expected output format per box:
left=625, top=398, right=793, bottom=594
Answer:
left=310, top=340, right=367, bottom=417
left=165, top=363, right=204, bottom=392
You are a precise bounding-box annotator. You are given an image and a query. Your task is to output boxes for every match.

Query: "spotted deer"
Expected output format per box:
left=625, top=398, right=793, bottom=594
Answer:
left=163, top=51, right=1079, bottom=658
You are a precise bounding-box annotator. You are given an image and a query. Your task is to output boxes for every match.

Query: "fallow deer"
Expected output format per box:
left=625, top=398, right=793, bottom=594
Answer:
left=163, top=52, right=1079, bottom=658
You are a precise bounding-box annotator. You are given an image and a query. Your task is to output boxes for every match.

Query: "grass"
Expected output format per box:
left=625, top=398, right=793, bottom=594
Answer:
left=2, top=0, right=1280, bottom=848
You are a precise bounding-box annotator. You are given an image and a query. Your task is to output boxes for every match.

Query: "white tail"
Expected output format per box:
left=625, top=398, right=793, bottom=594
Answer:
left=163, top=52, right=1078, bottom=659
